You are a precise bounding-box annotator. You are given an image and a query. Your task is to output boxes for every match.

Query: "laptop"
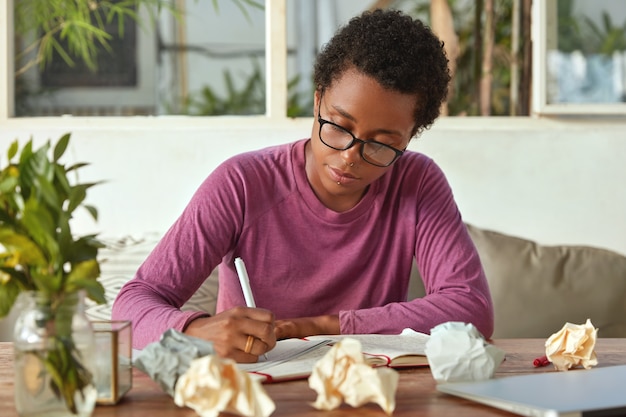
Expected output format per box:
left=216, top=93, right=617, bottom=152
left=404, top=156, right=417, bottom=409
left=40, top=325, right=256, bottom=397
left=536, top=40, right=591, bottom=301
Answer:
left=437, top=365, right=626, bottom=417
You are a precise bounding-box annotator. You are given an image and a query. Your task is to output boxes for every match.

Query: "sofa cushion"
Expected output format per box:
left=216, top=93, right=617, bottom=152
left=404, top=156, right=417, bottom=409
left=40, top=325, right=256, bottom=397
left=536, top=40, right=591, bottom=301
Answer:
left=467, top=224, right=626, bottom=338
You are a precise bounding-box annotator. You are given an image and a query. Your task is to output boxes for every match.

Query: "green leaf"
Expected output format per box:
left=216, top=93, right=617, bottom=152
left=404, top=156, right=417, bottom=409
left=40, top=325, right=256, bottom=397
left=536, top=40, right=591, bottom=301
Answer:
left=19, top=141, right=54, bottom=197
left=67, top=184, right=88, bottom=214
left=56, top=211, right=73, bottom=262
left=67, top=277, right=106, bottom=305
left=0, top=266, right=33, bottom=293
left=7, top=140, right=18, bottom=161
left=0, top=174, right=19, bottom=195
left=31, top=268, right=62, bottom=294
left=53, top=164, right=72, bottom=198
left=67, top=259, right=100, bottom=282
left=33, top=174, right=61, bottom=212
left=31, top=141, right=55, bottom=180
left=0, top=209, right=16, bottom=227
left=42, top=337, right=84, bottom=414
left=17, top=140, right=33, bottom=164
left=0, top=227, right=48, bottom=266
left=67, top=234, right=104, bottom=264
left=53, top=133, right=71, bottom=162
left=65, top=162, right=89, bottom=173
left=0, top=276, right=21, bottom=317
left=65, top=258, right=105, bottom=304
left=83, top=205, right=98, bottom=221
left=22, top=197, right=59, bottom=263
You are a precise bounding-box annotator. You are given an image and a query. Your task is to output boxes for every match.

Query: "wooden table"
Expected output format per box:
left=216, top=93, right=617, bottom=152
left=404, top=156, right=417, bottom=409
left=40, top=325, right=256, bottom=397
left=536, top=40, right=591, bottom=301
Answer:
left=1, top=339, right=625, bottom=416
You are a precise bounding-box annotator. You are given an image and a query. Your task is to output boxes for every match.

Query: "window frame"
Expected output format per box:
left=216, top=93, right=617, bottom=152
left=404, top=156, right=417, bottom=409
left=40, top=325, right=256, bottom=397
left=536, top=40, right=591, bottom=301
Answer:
left=4, top=0, right=626, bottom=123
left=0, top=0, right=289, bottom=126
left=1, top=0, right=14, bottom=122
left=532, top=0, right=626, bottom=115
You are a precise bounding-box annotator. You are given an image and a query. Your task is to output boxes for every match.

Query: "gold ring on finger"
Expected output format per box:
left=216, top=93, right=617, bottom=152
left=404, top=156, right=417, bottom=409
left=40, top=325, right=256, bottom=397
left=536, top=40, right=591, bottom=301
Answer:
left=244, top=335, right=255, bottom=354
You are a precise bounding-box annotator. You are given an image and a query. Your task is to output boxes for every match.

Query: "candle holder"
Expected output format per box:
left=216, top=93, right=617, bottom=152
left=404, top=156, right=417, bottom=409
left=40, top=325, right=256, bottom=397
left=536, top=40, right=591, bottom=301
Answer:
left=93, top=320, right=132, bottom=405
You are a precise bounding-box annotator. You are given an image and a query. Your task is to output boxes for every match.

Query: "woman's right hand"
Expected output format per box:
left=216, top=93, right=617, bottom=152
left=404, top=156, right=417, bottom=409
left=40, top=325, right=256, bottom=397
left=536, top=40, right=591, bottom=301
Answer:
left=183, top=306, right=276, bottom=363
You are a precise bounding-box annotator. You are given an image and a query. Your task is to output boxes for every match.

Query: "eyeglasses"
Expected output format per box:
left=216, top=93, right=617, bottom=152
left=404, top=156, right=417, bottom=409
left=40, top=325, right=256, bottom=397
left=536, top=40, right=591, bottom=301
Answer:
left=317, top=99, right=405, bottom=168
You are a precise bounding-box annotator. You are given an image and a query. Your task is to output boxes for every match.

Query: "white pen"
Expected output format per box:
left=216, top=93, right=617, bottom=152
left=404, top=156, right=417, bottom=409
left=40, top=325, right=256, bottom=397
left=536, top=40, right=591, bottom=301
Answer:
left=234, top=257, right=268, bottom=360
left=234, top=257, right=256, bottom=307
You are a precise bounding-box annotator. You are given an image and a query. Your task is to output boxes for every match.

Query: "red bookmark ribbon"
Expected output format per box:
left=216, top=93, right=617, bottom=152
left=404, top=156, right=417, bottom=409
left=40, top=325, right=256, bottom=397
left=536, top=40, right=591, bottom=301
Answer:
left=533, top=355, right=550, bottom=367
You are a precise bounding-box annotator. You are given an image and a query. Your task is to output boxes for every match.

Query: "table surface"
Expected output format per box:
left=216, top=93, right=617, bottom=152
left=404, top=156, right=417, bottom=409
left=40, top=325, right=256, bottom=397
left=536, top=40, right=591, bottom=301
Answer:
left=1, top=339, right=625, bottom=416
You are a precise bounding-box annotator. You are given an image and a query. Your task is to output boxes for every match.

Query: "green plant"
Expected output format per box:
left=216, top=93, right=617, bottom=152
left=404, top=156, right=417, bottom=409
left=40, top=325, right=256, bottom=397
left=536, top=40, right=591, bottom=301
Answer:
left=175, top=60, right=314, bottom=117
left=556, top=1, right=586, bottom=53
left=14, top=0, right=263, bottom=76
left=585, top=12, right=626, bottom=55
left=14, top=0, right=176, bottom=76
left=183, top=62, right=266, bottom=116
left=0, top=133, right=106, bottom=413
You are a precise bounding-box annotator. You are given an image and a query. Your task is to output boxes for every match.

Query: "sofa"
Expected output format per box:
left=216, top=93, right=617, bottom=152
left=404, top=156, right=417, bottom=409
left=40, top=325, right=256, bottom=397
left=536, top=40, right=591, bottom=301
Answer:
left=2, top=225, right=625, bottom=341
left=463, top=224, right=626, bottom=338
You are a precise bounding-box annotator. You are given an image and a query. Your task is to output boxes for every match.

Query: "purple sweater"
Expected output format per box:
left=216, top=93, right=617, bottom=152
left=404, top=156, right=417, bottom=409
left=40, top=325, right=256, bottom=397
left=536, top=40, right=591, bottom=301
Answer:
left=112, top=139, right=494, bottom=348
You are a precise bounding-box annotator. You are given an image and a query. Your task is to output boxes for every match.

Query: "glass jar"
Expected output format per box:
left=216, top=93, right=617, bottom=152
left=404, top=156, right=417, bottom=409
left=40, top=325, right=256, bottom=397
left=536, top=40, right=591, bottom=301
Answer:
left=13, top=291, right=97, bottom=417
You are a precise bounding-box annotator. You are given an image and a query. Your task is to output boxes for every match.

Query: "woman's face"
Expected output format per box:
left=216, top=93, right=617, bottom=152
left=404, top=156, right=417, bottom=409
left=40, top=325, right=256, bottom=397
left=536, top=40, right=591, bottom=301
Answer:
left=306, top=67, right=418, bottom=212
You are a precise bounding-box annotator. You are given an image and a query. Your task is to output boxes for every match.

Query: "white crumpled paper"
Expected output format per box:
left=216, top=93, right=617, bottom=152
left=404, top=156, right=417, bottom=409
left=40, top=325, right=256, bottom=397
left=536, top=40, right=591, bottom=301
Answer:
left=308, top=337, right=398, bottom=415
left=424, top=322, right=505, bottom=383
left=174, top=355, right=275, bottom=417
left=545, top=318, right=598, bottom=371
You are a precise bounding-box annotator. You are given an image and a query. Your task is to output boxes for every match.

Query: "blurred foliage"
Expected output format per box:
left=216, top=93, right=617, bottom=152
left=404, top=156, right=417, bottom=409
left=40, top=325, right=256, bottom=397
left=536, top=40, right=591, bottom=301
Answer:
left=14, top=0, right=263, bottom=76
left=557, top=3, right=626, bottom=54
left=180, top=60, right=265, bottom=115
left=16, top=0, right=624, bottom=117
left=397, top=0, right=517, bottom=116
left=0, top=134, right=106, bottom=315
left=0, top=133, right=105, bottom=413
left=584, top=12, right=626, bottom=54
left=14, top=0, right=176, bottom=76
left=176, top=60, right=313, bottom=117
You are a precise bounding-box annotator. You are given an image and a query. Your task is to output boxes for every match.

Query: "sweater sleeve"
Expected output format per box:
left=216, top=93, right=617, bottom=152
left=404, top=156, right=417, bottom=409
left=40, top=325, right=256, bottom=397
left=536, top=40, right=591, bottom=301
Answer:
left=339, top=161, right=494, bottom=339
left=111, top=159, right=247, bottom=349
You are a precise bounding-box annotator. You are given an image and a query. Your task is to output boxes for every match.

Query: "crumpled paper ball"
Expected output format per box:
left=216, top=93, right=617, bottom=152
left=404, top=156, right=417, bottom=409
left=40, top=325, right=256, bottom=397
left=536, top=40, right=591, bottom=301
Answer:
left=134, top=329, right=217, bottom=396
left=174, top=354, right=275, bottom=417
left=545, top=318, right=598, bottom=371
left=308, top=337, right=398, bottom=415
left=424, top=322, right=505, bottom=383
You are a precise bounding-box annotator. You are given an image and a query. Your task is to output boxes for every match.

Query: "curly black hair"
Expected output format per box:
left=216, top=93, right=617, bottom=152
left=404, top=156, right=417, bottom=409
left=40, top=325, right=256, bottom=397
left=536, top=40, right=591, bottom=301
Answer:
left=313, top=9, right=450, bottom=136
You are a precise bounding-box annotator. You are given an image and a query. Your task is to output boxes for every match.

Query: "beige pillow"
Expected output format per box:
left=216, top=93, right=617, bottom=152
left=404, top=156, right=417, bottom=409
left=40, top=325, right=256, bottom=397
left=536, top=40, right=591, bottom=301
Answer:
left=466, top=224, right=626, bottom=338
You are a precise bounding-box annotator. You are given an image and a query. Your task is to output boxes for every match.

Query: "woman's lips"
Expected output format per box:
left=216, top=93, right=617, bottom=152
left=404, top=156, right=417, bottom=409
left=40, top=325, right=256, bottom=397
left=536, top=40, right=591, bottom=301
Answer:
left=328, top=166, right=357, bottom=185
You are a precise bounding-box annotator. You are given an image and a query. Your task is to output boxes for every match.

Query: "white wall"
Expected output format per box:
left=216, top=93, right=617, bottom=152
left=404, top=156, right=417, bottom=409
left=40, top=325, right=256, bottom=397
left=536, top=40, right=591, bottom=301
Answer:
left=1, top=116, right=625, bottom=256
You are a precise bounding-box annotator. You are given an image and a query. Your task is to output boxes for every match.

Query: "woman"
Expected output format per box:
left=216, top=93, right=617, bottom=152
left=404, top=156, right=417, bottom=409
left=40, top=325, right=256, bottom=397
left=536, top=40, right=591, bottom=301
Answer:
left=112, top=9, right=494, bottom=362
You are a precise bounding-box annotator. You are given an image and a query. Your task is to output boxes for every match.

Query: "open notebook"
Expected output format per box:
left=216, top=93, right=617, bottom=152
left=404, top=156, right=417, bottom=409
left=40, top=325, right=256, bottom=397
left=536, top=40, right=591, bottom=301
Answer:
left=306, top=333, right=430, bottom=368
left=238, top=331, right=430, bottom=383
left=438, top=364, right=626, bottom=417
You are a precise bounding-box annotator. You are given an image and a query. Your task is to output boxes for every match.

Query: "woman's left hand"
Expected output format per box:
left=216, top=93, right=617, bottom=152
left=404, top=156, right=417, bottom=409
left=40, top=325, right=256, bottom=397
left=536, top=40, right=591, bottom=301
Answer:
left=274, top=314, right=340, bottom=340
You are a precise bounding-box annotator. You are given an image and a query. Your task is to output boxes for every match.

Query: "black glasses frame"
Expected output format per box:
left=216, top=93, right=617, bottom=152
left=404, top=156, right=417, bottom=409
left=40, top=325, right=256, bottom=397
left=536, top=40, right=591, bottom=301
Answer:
left=316, top=104, right=405, bottom=168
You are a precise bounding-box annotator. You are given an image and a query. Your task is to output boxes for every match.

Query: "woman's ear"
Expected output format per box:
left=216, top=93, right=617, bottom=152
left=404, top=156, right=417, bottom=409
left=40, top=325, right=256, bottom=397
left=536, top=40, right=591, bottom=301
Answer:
left=313, top=89, right=322, bottom=116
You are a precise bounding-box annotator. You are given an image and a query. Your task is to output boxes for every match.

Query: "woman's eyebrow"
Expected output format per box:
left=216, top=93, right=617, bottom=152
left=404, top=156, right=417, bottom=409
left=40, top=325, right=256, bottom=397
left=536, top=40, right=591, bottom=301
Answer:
left=330, top=103, right=356, bottom=122
left=331, top=103, right=405, bottom=138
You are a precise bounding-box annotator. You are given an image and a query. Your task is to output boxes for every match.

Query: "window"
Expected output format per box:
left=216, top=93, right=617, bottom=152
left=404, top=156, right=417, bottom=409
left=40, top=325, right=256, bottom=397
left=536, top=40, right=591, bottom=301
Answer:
left=3, top=0, right=380, bottom=121
left=533, top=0, right=626, bottom=115
left=11, top=0, right=268, bottom=117
left=4, top=0, right=625, bottom=122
